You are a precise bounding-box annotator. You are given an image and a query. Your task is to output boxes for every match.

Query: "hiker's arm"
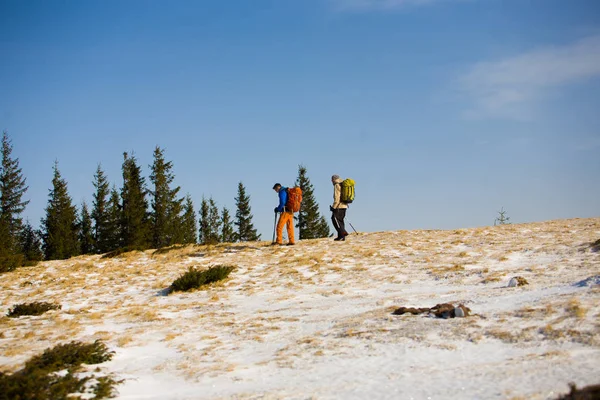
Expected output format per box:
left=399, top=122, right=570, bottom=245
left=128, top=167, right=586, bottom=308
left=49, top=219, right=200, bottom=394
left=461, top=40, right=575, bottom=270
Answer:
left=332, top=184, right=342, bottom=209
left=276, top=190, right=286, bottom=212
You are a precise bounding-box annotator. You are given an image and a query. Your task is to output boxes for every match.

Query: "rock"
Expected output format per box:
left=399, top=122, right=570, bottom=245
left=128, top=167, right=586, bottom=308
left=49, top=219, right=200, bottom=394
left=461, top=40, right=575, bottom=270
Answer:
left=508, top=276, right=528, bottom=287
left=393, top=303, right=471, bottom=318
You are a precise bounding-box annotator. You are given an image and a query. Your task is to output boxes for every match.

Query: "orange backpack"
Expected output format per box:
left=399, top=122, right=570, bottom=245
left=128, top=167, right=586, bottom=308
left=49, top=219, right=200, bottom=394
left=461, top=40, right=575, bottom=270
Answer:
left=285, top=187, right=303, bottom=213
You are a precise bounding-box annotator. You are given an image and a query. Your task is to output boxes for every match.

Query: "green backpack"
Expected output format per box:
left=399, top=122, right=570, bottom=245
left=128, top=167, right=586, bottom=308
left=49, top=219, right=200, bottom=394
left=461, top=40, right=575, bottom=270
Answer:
left=340, top=178, right=355, bottom=204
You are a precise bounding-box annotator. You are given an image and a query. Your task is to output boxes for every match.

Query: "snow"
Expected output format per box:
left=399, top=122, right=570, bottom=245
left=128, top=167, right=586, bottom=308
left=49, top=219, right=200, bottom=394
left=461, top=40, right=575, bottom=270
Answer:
left=1, top=217, right=599, bottom=399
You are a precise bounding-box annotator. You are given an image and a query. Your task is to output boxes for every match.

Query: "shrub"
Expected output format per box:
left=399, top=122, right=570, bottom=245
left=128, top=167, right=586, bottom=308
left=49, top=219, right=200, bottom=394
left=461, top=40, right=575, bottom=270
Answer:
left=0, top=340, right=120, bottom=400
left=7, top=302, right=61, bottom=318
left=169, top=265, right=234, bottom=294
left=0, top=254, right=25, bottom=274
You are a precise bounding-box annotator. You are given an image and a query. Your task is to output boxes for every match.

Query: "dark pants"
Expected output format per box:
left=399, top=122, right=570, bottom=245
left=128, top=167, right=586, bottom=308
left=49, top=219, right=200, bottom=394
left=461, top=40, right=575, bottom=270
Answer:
left=331, top=208, right=347, bottom=238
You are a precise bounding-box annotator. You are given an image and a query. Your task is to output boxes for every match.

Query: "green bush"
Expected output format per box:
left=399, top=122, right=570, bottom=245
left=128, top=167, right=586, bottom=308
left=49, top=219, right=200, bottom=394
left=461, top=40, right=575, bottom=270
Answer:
left=169, top=265, right=234, bottom=294
left=0, top=340, right=120, bottom=400
left=0, top=254, right=25, bottom=274
left=7, top=302, right=61, bottom=318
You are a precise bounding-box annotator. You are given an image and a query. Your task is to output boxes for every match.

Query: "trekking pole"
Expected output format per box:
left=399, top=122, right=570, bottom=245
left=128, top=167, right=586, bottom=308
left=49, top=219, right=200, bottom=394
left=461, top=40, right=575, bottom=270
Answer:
left=348, top=220, right=358, bottom=234
left=272, top=211, right=278, bottom=243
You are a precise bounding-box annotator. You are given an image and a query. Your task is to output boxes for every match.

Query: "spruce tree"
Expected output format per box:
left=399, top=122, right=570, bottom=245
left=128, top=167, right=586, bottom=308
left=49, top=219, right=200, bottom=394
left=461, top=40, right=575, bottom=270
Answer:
left=198, top=197, right=221, bottom=245
left=295, top=165, right=330, bottom=239
left=207, top=198, right=221, bottom=244
left=149, top=146, right=183, bottom=248
left=180, top=194, right=197, bottom=244
left=91, top=164, right=111, bottom=253
left=234, top=182, right=260, bottom=242
left=78, top=201, right=94, bottom=254
left=19, top=220, right=43, bottom=263
left=120, top=152, right=150, bottom=250
left=41, top=161, right=80, bottom=260
left=220, top=207, right=235, bottom=243
left=0, top=131, right=29, bottom=268
left=198, top=197, right=209, bottom=245
left=105, top=186, right=122, bottom=251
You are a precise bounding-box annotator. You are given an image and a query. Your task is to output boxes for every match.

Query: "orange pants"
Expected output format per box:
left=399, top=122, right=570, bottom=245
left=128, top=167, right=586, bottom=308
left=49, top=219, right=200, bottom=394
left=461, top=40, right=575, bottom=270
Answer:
left=276, top=211, right=295, bottom=244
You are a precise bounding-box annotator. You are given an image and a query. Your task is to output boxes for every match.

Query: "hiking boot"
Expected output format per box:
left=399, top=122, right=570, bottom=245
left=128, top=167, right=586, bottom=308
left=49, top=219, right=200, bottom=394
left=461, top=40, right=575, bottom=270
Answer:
left=287, top=242, right=295, bottom=246
left=334, top=236, right=345, bottom=241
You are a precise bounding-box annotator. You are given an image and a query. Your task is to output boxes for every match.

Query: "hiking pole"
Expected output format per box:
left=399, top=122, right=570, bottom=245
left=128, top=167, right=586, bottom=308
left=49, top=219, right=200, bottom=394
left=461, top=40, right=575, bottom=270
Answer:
left=272, top=211, right=278, bottom=243
left=347, top=220, right=358, bottom=234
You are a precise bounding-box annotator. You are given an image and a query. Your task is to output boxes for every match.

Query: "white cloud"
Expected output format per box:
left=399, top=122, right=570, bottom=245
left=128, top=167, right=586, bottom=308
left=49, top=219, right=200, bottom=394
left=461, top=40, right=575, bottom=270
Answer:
left=459, top=35, right=600, bottom=120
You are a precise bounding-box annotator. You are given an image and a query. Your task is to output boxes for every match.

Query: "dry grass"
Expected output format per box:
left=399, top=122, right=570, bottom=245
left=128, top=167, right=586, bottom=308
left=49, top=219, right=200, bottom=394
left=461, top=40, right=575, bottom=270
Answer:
left=566, top=298, right=587, bottom=319
left=0, top=217, right=599, bottom=399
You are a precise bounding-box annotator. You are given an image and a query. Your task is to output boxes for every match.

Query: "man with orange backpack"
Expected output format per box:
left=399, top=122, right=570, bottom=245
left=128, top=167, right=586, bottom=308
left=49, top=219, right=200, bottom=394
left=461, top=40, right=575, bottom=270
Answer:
left=272, top=183, right=302, bottom=246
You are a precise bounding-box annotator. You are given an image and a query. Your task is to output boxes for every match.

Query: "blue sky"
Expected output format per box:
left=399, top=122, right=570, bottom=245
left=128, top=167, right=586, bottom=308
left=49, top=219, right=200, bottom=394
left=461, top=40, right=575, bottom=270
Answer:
left=1, top=0, right=599, bottom=240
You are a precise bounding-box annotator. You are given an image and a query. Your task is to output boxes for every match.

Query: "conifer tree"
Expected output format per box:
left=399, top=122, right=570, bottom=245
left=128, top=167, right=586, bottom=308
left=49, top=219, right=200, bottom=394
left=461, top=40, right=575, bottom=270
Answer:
left=0, top=220, right=20, bottom=272
left=41, top=162, right=80, bottom=260
left=198, top=197, right=209, bottom=245
left=198, top=197, right=221, bottom=245
left=149, top=146, right=183, bottom=248
left=120, top=152, right=150, bottom=250
left=295, top=165, right=330, bottom=239
left=234, top=182, right=260, bottom=242
left=0, top=131, right=29, bottom=268
left=78, top=201, right=94, bottom=254
left=180, top=194, right=197, bottom=244
left=168, top=197, right=185, bottom=245
left=207, top=198, right=221, bottom=244
left=105, top=186, right=122, bottom=251
left=220, top=207, right=235, bottom=243
left=19, top=220, right=43, bottom=263
left=91, top=164, right=111, bottom=253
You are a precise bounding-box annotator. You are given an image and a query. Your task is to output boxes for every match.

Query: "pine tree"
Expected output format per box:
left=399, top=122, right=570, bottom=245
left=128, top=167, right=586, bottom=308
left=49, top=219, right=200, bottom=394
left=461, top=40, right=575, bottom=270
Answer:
left=0, top=131, right=29, bottom=268
left=91, top=164, right=111, bottom=253
left=198, top=197, right=209, bottom=245
left=295, top=165, right=330, bottom=239
left=220, top=207, right=235, bottom=243
left=494, top=207, right=511, bottom=226
left=207, top=198, right=221, bottom=244
left=198, top=197, right=221, bottom=245
left=120, top=152, right=150, bottom=250
left=105, top=186, right=122, bottom=251
left=78, top=201, right=94, bottom=254
left=19, top=220, right=43, bottom=263
left=0, top=219, right=21, bottom=272
left=234, top=182, right=260, bottom=242
left=149, top=146, right=183, bottom=248
left=41, top=161, right=80, bottom=260
left=180, top=194, right=197, bottom=244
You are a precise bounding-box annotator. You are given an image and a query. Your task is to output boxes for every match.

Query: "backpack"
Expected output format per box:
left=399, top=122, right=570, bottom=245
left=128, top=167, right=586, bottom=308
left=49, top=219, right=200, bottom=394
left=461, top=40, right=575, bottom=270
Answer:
left=286, top=186, right=303, bottom=212
left=340, top=179, right=355, bottom=204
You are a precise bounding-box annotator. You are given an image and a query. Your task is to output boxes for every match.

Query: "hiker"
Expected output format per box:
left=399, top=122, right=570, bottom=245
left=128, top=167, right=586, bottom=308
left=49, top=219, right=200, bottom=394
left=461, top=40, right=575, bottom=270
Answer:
left=272, top=183, right=295, bottom=246
left=330, top=175, right=349, bottom=241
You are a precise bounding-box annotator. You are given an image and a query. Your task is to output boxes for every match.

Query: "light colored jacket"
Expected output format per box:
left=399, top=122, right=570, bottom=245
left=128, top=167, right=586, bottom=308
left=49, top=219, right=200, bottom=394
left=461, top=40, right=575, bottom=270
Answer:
left=332, top=178, right=348, bottom=210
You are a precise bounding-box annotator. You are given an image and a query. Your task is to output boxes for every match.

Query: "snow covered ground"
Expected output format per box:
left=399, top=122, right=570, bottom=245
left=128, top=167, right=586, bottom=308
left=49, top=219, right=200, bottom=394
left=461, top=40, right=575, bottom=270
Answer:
left=1, top=217, right=599, bottom=399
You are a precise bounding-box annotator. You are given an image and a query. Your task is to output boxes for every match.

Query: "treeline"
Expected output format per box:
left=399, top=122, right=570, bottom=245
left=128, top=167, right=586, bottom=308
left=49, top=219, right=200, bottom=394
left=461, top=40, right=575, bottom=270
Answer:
left=0, top=131, right=330, bottom=272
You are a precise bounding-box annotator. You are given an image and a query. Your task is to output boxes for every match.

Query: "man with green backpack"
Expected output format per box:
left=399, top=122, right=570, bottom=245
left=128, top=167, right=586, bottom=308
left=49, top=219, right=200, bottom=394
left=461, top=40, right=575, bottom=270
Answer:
left=330, top=175, right=354, bottom=241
